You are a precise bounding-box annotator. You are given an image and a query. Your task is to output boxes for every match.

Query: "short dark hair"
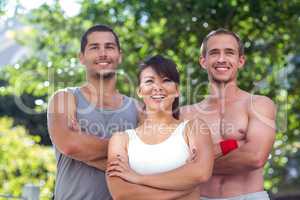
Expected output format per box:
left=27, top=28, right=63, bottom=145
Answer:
left=200, top=28, right=244, bottom=57
left=80, top=24, right=120, bottom=53
left=138, top=55, right=180, bottom=119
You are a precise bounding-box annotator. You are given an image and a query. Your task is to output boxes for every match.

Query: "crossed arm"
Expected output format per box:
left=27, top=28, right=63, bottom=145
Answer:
left=47, top=90, right=108, bottom=170
left=213, top=96, right=276, bottom=175
left=106, top=119, right=214, bottom=199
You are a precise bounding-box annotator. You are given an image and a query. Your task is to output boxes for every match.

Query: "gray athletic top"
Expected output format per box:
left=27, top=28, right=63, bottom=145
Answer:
left=54, top=87, right=138, bottom=200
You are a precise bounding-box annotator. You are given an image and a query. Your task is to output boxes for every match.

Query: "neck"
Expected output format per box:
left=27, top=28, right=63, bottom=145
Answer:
left=86, top=75, right=118, bottom=96
left=144, top=111, right=177, bottom=125
left=208, top=80, right=240, bottom=102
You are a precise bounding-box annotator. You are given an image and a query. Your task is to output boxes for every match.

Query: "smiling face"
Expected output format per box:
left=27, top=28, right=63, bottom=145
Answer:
left=200, top=34, right=245, bottom=84
left=138, top=67, right=179, bottom=115
left=80, top=31, right=122, bottom=79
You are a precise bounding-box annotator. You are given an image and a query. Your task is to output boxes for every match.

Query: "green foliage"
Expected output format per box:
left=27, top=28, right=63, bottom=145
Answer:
left=0, top=117, right=55, bottom=199
left=0, top=0, right=299, bottom=194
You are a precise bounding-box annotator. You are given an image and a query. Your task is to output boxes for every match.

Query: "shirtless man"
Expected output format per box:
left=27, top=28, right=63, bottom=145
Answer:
left=181, top=28, right=276, bottom=200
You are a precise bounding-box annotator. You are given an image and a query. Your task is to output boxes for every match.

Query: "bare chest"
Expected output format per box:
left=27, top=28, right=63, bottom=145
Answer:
left=206, top=108, right=248, bottom=142
left=185, top=101, right=249, bottom=143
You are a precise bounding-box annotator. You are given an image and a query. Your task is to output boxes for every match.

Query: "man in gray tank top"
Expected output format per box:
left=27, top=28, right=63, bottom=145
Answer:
left=47, top=25, right=139, bottom=200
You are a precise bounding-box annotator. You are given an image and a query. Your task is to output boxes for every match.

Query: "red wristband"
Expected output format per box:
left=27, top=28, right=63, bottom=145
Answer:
left=220, top=139, right=238, bottom=155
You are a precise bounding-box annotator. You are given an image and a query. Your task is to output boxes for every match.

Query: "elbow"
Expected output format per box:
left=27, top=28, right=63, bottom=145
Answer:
left=60, top=142, right=77, bottom=157
left=250, top=154, right=267, bottom=169
left=109, top=190, right=129, bottom=200
left=113, top=193, right=127, bottom=200
left=252, top=158, right=266, bottom=169
left=195, top=170, right=212, bottom=183
left=196, top=174, right=210, bottom=183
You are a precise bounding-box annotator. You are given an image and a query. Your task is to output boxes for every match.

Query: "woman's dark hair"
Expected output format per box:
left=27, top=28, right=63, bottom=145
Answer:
left=138, top=55, right=180, bottom=119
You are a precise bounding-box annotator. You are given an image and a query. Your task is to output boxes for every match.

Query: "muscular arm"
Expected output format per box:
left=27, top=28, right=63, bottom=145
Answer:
left=107, top=133, right=192, bottom=200
left=47, top=90, right=109, bottom=168
left=85, top=159, right=107, bottom=171
left=213, top=96, right=276, bottom=175
left=136, top=119, right=214, bottom=190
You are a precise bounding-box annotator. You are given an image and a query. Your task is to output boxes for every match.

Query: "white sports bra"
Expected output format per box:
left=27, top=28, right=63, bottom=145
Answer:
left=126, top=121, right=191, bottom=175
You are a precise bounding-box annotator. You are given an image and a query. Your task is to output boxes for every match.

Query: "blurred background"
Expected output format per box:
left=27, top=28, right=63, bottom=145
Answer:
left=0, top=0, right=299, bottom=199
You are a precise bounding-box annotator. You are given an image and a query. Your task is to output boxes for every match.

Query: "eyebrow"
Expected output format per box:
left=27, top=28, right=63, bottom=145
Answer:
left=87, top=42, right=117, bottom=47
left=208, top=48, right=237, bottom=53
left=105, top=42, right=117, bottom=46
left=208, top=48, right=219, bottom=53
left=224, top=48, right=236, bottom=52
left=88, top=43, right=99, bottom=47
left=143, top=76, right=155, bottom=79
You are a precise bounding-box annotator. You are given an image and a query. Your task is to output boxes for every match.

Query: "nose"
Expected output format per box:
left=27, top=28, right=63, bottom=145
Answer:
left=153, top=83, right=163, bottom=91
left=217, top=52, right=226, bottom=63
left=97, top=46, right=107, bottom=58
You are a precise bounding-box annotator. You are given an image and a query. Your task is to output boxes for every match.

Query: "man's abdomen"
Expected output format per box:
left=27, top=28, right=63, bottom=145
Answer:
left=200, top=169, right=264, bottom=198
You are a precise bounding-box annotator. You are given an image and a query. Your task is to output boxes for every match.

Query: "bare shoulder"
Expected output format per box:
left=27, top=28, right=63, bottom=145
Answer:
left=109, top=131, right=130, bottom=156
left=248, top=94, right=276, bottom=119
left=185, top=117, right=210, bottom=136
left=110, top=131, right=129, bottom=144
left=180, top=101, right=206, bottom=120
left=48, top=88, right=76, bottom=114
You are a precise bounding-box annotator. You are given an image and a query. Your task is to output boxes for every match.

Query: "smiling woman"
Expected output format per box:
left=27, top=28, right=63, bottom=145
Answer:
left=106, top=55, right=214, bottom=200
left=137, top=55, right=180, bottom=119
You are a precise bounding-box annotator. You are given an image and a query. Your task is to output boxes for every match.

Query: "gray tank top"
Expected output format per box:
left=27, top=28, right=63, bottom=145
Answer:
left=54, top=87, right=138, bottom=200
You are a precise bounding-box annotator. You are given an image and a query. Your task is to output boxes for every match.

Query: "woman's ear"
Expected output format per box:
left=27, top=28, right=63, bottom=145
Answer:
left=175, top=84, right=180, bottom=98
left=137, top=87, right=142, bottom=98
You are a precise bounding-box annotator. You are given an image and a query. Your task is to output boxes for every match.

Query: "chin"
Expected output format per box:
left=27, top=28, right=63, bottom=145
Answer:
left=212, top=76, right=232, bottom=83
left=95, top=71, right=116, bottom=79
left=148, top=104, right=171, bottom=113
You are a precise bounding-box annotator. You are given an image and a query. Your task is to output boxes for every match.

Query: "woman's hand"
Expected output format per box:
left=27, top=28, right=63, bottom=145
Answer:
left=107, top=155, right=142, bottom=184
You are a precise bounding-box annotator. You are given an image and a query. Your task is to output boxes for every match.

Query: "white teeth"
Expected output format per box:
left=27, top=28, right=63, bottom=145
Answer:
left=215, top=67, right=229, bottom=71
left=95, top=61, right=109, bottom=65
left=151, top=95, right=165, bottom=99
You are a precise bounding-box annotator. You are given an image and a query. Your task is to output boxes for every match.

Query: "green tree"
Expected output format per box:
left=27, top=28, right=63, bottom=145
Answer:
left=0, top=0, right=299, bottom=195
left=0, top=117, right=55, bottom=199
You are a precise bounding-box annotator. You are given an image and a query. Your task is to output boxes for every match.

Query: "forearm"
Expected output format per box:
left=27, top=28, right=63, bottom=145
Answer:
left=57, top=130, right=109, bottom=161
left=213, top=148, right=261, bottom=175
left=214, top=143, right=222, bottom=159
left=108, top=177, right=193, bottom=200
left=49, top=115, right=109, bottom=161
left=138, top=164, right=207, bottom=190
left=85, top=158, right=107, bottom=171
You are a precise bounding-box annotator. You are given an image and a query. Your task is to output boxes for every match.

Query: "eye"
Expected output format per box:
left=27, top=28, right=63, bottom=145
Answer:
left=163, top=78, right=172, bottom=82
left=90, top=46, right=98, bottom=50
left=209, top=50, right=219, bottom=55
left=144, top=79, right=153, bottom=83
left=106, top=45, right=115, bottom=49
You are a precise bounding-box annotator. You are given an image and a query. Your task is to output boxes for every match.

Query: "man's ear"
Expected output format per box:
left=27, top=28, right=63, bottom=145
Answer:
left=79, top=52, right=85, bottom=65
left=118, top=50, right=122, bottom=64
left=199, top=55, right=207, bottom=70
left=238, top=55, right=246, bottom=69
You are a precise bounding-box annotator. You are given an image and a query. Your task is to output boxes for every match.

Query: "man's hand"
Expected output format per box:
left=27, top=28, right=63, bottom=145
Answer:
left=214, top=139, right=245, bottom=159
